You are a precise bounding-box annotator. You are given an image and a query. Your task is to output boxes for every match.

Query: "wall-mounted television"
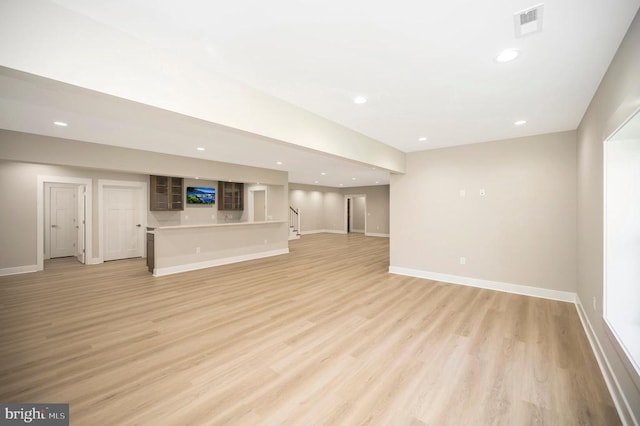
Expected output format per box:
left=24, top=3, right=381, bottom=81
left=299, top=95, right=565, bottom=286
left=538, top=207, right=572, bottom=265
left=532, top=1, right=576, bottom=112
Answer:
left=186, top=187, right=216, bottom=205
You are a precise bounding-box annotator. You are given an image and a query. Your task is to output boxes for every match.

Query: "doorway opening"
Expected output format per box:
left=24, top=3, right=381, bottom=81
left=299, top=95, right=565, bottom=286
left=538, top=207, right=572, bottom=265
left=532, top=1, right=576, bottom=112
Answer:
left=344, top=194, right=366, bottom=234
left=37, top=176, right=92, bottom=271
left=248, top=185, right=268, bottom=222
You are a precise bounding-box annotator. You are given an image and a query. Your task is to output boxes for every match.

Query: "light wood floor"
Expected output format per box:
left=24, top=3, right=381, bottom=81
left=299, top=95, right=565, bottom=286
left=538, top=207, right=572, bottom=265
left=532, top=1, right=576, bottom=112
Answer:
left=0, top=234, right=618, bottom=425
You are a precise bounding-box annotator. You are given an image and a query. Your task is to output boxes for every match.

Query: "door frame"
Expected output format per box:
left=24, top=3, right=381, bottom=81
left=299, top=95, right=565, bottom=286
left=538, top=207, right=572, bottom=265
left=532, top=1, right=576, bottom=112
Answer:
left=37, top=175, right=93, bottom=271
left=45, top=183, right=81, bottom=260
left=343, top=194, right=367, bottom=233
left=247, top=185, right=268, bottom=222
left=98, top=180, right=147, bottom=263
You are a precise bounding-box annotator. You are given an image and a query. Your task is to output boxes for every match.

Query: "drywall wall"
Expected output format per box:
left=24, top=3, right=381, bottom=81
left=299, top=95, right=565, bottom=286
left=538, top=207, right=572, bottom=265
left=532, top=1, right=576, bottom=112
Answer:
left=289, top=185, right=327, bottom=232
left=346, top=185, right=390, bottom=236
left=0, top=160, right=145, bottom=268
left=288, top=184, right=390, bottom=235
left=577, top=9, right=640, bottom=423
left=0, top=0, right=405, bottom=173
left=390, top=130, right=577, bottom=292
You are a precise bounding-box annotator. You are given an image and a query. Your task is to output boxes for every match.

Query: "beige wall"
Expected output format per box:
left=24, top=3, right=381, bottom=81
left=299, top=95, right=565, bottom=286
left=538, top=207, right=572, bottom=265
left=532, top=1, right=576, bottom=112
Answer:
left=289, top=184, right=327, bottom=232
left=577, top=10, right=640, bottom=422
left=347, top=185, right=390, bottom=235
left=0, top=160, right=146, bottom=268
left=289, top=183, right=390, bottom=235
left=390, top=131, right=577, bottom=292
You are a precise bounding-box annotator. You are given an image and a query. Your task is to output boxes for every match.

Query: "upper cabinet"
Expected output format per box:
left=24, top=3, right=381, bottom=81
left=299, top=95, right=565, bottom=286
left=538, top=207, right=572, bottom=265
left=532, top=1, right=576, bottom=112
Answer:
left=150, top=175, right=184, bottom=211
left=218, top=182, right=244, bottom=210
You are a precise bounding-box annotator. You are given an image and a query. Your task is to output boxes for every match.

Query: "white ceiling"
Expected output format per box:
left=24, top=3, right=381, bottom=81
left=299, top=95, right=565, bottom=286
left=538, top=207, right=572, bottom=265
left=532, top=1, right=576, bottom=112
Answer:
left=1, top=0, right=639, bottom=186
left=0, top=68, right=388, bottom=187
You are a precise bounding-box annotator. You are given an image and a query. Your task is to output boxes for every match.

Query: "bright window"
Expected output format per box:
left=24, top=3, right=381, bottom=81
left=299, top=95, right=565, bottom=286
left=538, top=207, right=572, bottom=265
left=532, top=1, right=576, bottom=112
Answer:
left=604, top=108, right=640, bottom=381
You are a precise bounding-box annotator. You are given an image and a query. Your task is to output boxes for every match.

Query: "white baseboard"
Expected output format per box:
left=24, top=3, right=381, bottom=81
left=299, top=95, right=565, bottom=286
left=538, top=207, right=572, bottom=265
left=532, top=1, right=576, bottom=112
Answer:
left=365, top=232, right=390, bottom=238
left=0, top=264, right=39, bottom=276
left=86, top=257, right=102, bottom=265
left=288, top=235, right=300, bottom=240
left=153, top=248, right=289, bottom=277
left=388, top=266, right=576, bottom=303
left=301, top=229, right=347, bottom=235
left=351, top=228, right=365, bottom=233
left=575, top=296, right=637, bottom=426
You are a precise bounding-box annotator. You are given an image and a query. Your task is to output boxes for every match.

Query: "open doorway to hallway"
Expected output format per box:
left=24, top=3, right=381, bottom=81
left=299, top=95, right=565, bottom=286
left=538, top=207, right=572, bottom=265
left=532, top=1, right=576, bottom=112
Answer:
left=344, top=194, right=366, bottom=234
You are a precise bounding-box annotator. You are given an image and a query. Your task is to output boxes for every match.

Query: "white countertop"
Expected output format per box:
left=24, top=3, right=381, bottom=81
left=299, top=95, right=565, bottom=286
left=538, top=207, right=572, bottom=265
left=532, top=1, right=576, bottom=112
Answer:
left=149, top=220, right=286, bottom=231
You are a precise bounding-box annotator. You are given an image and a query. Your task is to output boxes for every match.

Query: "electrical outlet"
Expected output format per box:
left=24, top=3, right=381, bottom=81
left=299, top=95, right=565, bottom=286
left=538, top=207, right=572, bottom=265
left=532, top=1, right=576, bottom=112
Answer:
left=592, top=296, right=597, bottom=311
left=479, top=189, right=486, bottom=197
left=459, top=189, right=466, bottom=197
left=460, top=257, right=466, bottom=265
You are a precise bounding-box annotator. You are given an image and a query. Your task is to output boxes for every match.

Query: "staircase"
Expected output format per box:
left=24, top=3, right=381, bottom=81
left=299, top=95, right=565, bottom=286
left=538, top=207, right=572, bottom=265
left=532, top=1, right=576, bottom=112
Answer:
left=289, top=207, right=301, bottom=240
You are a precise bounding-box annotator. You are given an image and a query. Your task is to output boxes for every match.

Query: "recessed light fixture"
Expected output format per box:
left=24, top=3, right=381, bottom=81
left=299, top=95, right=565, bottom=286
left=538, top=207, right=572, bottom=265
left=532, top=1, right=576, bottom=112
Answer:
left=375, top=181, right=379, bottom=184
left=514, top=120, right=527, bottom=126
left=352, top=177, right=357, bottom=181
left=353, top=96, right=367, bottom=105
left=314, top=180, right=319, bottom=184
left=339, top=184, right=344, bottom=186
left=196, top=147, right=205, bottom=151
left=418, top=136, right=428, bottom=142
left=321, top=172, right=327, bottom=176
left=276, top=161, right=283, bottom=165
left=53, top=121, right=68, bottom=127
left=496, top=49, right=519, bottom=63
left=195, top=177, right=199, bottom=180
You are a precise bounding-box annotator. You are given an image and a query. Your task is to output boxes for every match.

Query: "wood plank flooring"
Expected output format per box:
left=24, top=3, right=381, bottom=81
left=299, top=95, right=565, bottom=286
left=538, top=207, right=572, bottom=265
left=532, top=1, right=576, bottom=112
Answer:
left=0, top=233, right=619, bottom=425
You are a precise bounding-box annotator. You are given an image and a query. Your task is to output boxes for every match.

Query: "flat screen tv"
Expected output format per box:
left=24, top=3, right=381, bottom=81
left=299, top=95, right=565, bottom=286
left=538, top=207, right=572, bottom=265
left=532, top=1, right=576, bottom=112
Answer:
left=186, top=186, right=216, bottom=205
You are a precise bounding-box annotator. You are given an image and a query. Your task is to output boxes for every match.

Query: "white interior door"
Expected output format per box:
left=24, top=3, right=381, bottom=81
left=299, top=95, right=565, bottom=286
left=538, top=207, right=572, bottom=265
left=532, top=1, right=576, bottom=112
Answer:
left=50, top=186, right=78, bottom=258
left=103, top=186, right=144, bottom=261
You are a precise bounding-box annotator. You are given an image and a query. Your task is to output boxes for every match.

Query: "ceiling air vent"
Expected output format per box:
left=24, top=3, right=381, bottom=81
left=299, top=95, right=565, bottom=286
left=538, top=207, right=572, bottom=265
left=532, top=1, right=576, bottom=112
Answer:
left=514, top=4, right=544, bottom=38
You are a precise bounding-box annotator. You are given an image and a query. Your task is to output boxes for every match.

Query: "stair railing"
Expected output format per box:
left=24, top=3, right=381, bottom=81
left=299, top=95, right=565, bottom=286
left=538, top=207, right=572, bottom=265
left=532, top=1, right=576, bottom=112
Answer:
left=289, top=207, right=300, bottom=236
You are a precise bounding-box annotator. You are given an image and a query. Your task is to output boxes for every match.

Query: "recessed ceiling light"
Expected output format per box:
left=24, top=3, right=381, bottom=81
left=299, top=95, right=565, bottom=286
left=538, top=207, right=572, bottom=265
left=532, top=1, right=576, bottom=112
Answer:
left=321, top=172, right=327, bottom=176
left=496, top=49, right=519, bottom=63
left=195, top=177, right=199, bottom=180
left=418, top=136, right=428, bottom=142
left=53, top=121, right=68, bottom=127
left=314, top=180, right=319, bottom=184
left=339, top=184, right=344, bottom=186
left=514, top=120, right=527, bottom=126
left=276, top=161, right=283, bottom=165
left=353, top=96, right=367, bottom=105
left=196, top=147, right=205, bottom=151
left=352, top=177, right=357, bottom=180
